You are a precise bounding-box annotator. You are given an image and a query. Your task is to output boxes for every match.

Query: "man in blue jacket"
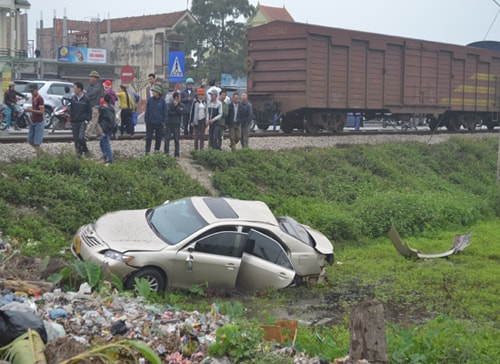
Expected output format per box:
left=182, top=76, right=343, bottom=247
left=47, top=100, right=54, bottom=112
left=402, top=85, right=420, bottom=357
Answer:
left=144, top=85, right=167, bottom=154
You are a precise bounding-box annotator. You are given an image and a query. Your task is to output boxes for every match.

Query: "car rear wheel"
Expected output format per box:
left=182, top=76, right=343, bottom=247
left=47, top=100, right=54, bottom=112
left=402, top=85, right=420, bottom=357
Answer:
left=125, top=267, right=166, bottom=292
left=44, top=108, right=53, bottom=128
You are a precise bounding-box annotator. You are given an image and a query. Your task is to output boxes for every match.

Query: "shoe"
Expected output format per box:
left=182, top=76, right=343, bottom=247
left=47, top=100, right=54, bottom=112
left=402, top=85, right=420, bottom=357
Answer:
left=84, top=152, right=92, bottom=158
left=14, top=126, right=20, bottom=131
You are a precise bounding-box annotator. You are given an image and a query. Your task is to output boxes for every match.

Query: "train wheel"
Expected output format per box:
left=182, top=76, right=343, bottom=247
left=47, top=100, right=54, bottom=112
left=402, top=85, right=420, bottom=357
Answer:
left=304, top=116, right=320, bottom=134
left=330, top=113, right=346, bottom=133
left=446, top=118, right=461, bottom=132
left=428, top=117, right=438, bottom=131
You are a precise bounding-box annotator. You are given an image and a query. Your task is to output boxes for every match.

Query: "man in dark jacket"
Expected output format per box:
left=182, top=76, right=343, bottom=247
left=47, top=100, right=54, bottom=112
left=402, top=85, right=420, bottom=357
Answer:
left=165, top=91, right=185, bottom=158
left=239, top=92, right=254, bottom=148
left=3, top=82, right=27, bottom=130
left=144, top=85, right=167, bottom=154
left=69, top=82, right=92, bottom=158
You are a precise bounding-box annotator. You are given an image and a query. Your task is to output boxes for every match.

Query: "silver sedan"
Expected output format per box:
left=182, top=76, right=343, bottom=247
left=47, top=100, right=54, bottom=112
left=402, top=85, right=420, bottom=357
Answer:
left=71, top=196, right=334, bottom=292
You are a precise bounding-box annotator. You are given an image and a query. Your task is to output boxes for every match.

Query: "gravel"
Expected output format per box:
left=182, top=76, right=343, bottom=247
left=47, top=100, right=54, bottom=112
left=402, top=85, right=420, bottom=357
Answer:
left=0, top=132, right=492, bottom=163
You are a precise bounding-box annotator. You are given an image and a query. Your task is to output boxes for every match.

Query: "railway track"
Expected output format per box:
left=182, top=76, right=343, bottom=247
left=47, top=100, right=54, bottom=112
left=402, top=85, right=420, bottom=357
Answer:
left=0, top=127, right=496, bottom=144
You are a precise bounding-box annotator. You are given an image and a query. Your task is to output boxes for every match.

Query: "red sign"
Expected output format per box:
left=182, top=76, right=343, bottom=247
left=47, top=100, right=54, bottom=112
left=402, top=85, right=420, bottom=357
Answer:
left=120, top=65, right=135, bottom=83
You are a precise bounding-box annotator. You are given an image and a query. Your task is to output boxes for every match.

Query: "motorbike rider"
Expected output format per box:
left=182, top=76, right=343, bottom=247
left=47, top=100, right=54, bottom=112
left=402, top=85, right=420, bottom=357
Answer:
left=3, top=82, right=28, bottom=130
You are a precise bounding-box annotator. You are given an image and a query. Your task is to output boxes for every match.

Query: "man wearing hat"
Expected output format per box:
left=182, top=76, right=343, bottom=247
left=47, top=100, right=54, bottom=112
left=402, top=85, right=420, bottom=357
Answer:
left=103, top=80, right=117, bottom=104
left=25, top=84, right=45, bottom=156
left=85, top=70, right=104, bottom=139
left=190, top=88, right=207, bottom=150
left=144, top=85, right=167, bottom=154
left=180, top=77, right=195, bottom=135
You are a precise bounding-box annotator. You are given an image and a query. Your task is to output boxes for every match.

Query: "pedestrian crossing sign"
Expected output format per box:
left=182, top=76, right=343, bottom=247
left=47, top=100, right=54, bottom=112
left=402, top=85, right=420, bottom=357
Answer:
left=169, top=51, right=185, bottom=82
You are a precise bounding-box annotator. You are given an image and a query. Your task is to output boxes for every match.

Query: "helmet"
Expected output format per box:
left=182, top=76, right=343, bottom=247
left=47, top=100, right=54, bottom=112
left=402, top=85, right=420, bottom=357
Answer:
left=186, top=77, right=194, bottom=84
left=89, top=70, right=100, bottom=78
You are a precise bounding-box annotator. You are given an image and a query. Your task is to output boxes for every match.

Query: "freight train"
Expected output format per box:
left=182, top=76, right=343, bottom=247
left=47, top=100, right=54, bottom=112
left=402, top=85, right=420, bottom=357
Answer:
left=246, top=20, right=500, bottom=133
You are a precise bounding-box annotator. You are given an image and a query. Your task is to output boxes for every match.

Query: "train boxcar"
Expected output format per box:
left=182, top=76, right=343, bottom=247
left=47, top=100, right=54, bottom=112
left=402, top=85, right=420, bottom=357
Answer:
left=246, top=20, right=500, bottom=133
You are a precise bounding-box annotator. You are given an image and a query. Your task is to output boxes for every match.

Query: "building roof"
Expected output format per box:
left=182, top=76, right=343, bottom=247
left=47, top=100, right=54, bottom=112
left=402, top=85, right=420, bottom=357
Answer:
left=102, top=10, right=195, bottom=32
left=15, top=0, right=31, bottom=8
left=256, top=3, right=294, bottom=22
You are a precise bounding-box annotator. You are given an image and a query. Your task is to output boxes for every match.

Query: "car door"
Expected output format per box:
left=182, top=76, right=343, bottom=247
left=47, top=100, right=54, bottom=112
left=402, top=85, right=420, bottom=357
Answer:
left=172, top=231, right=246, bottom=290
left=236, top=229, right=295, bottom=290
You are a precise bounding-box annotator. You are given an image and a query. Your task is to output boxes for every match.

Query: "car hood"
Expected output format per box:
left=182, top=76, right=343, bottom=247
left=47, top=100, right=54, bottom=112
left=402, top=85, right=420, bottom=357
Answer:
left=306, top=227, right=334, bottom=254
left=94, top=209, right=167, bottom=252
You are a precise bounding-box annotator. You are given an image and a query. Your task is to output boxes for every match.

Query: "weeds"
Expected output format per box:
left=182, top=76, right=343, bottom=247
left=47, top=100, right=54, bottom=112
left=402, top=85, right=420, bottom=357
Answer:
left=0, top=139, right=499, bottom=361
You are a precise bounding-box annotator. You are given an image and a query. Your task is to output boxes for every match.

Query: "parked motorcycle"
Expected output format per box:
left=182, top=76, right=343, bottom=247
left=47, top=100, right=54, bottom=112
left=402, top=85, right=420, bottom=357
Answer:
left=50, top=98, right=71, bottom=133
left=0, top=99, right=32, bottom=130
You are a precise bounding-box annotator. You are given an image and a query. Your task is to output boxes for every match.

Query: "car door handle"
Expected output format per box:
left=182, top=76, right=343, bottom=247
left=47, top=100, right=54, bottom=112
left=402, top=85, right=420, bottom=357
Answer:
left=278, top=272, right=290, bottom=279
left=225, top=263, right=238, bottom=270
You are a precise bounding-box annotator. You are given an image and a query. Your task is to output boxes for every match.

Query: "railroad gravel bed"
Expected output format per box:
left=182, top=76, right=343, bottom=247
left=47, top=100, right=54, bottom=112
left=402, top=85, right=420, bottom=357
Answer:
left=0, top=132, right=493, bottom=163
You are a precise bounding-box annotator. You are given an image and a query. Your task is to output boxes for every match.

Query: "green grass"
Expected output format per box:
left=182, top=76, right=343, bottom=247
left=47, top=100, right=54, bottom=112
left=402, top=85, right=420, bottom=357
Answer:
left=0, top=136, right=499, bottom=362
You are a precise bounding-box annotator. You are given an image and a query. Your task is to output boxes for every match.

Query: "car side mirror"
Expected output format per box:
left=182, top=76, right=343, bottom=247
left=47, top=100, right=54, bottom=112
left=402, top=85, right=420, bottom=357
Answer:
left=186, top=253, right=194, bottom=272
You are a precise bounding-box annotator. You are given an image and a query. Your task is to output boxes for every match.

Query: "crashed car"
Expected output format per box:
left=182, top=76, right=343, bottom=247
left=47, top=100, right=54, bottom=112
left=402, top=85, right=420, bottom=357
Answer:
left=71, top=196, right=334, bottom=292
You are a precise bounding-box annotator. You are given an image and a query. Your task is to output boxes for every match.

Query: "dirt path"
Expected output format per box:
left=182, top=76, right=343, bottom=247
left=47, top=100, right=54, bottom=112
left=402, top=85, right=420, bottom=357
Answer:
left=176, top=156, right=218, bottom=196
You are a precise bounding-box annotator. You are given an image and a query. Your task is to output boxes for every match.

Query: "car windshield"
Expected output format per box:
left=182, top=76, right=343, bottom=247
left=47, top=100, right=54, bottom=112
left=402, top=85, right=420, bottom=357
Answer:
left=147, top=198, right=208, bottom=245
left=277, top=216, right=313, bottom=246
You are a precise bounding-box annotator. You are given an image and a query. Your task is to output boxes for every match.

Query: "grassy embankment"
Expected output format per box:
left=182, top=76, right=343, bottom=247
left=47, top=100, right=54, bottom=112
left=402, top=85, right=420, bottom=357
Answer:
left=0, top=136, right=498, bottom=362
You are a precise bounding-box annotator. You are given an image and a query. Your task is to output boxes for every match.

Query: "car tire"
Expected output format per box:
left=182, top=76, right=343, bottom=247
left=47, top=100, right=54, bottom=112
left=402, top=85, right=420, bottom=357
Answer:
left=44, top=109, right=53, bottom=129
left=125, top=267, right=166, bottom=292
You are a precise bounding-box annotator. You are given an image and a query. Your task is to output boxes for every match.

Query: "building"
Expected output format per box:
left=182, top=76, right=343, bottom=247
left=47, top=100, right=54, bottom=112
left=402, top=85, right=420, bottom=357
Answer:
left=0, top=0, right=31, bottom=57
left=247, top=3, right=294, bottom=27
left=35, top=10, right=196, bottom=91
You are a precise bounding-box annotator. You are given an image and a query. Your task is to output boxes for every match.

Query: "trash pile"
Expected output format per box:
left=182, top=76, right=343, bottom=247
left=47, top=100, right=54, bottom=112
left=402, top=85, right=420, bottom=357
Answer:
left=0, top=282, right=340, bottom=364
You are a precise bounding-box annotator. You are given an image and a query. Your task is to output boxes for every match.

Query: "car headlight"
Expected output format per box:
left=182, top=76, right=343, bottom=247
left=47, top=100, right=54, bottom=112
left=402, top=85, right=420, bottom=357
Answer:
left=103, top=250, right=134, bottom=263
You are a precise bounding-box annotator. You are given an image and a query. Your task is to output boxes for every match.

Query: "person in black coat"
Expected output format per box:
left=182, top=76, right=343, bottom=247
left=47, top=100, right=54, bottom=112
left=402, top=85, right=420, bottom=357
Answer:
left=69, top=82, right=92, bottom=158
left=165, top=91, right=186, bottom=158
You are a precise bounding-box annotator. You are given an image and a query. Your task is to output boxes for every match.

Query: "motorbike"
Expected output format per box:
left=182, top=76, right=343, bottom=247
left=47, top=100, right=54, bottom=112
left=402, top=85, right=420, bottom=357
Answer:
left=50, top=98, right=71, bottom=133
left=0, top=98, right=32, bottom=131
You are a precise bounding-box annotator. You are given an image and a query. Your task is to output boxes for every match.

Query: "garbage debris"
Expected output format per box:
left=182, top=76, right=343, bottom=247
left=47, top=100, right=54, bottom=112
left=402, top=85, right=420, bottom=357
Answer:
left=0, top=309, right=48, bottom=346
left=388, top=225, right=472, bottom=259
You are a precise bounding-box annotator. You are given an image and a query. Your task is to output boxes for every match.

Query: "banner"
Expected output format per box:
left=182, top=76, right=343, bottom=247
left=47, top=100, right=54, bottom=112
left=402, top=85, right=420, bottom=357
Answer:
left=58, top=46, right=107, bottom=64
left=1, top=65, right=12, bottom=93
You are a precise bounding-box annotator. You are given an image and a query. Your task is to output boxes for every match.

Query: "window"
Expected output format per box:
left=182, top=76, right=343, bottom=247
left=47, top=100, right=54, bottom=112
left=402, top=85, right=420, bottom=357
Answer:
left=245, top=229, right=293, bottom=269
left=148, top=198, right=208, bottom=245
left=194, top=231, right=247, bottom=258
left=49, top=84, right=70, bottom=96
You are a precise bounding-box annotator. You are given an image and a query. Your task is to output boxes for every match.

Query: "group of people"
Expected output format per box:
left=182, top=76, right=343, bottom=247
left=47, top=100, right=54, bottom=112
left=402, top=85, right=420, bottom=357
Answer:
left=4, top=71, right=254, bottom=162
left=144, top=74, right=254, bottom=156
left=68, top=70, right=139, bottom=163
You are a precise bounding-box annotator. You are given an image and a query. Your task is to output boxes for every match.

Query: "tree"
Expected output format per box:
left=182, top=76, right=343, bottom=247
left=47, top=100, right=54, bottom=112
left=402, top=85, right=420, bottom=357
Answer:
left=182, top=0, right=254, bottom=84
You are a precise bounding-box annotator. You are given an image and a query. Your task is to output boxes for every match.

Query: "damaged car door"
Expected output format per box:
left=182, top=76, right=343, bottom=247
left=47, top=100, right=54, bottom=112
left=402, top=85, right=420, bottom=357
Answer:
left=236, top=229, right=295, bottom=290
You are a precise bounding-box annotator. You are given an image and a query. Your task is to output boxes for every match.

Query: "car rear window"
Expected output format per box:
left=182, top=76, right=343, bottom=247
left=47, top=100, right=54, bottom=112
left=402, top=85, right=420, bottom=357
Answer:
left=277, top=216, right=313, bottom=246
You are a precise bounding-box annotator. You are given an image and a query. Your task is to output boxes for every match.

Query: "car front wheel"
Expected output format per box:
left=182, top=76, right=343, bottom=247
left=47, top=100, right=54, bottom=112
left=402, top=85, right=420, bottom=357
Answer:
left=125, top=267, right=166, bottom=292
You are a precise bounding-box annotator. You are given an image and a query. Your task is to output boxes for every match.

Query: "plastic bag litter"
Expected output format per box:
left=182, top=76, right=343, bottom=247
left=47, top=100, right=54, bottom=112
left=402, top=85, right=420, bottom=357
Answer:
left=0, top=309, right=47, bottom=346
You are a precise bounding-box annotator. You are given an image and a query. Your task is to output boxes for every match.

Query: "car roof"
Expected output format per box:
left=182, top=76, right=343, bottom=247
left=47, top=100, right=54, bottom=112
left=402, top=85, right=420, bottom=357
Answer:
left=190, top=196, right=278, bottom=225
left=15, top=80, right=73, bottom=85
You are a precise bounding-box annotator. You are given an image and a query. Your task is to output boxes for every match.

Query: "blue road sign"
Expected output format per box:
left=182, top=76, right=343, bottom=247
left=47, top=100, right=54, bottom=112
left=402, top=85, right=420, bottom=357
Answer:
left=169, top=52, right=185, bottom=82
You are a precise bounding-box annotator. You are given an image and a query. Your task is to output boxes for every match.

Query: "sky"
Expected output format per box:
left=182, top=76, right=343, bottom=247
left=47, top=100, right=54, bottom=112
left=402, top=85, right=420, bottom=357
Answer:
left=25, top=0, right=500, bottom=47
